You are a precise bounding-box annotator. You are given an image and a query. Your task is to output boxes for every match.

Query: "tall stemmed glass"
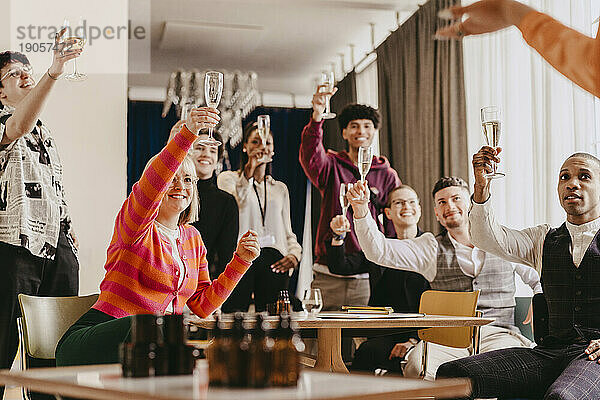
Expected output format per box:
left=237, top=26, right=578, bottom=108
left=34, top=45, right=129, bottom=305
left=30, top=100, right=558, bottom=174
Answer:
left=198, top=71, right=223, bottom=146
left=320, top=72, right=336, bottom=119
left=358, top=146, right=373, bottom=183
left=339, top=183, right=352, bottom=216
left=256, top=115, right=272, bottom=163
left=61, top=18, right=87, bottom=81
left=480, top=106, right=505, bottom=179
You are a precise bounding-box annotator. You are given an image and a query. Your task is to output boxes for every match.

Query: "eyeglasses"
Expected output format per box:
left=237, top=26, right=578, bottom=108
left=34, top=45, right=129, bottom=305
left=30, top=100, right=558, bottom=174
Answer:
left=390, top=199, right=419, bottom=208
left=169, top=175, right=197, bottom=188
left=0, top=64, right=33, bottom=82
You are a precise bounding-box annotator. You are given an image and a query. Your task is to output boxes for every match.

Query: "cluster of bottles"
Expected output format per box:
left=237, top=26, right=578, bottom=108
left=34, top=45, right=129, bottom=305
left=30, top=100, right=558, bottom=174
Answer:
left=119, top=314, right=200, bottom=377
left=207, top=312, right=305, bottom=387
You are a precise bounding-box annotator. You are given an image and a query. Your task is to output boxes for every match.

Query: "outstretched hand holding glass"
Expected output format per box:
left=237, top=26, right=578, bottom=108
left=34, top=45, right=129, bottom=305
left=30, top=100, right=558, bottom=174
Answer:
left=59, top=18, right=87, bottom=81
left=480, top=106, right=504, bottom=179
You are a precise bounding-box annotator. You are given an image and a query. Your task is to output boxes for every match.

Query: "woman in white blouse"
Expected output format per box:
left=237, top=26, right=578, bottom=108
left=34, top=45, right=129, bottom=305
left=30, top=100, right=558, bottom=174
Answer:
left=217, top=121, right=302, bottom=312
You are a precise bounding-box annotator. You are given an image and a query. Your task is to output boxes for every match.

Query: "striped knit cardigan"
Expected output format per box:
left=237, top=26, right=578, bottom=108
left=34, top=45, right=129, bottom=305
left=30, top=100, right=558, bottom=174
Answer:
left=93, top=125, right=250, bottom=319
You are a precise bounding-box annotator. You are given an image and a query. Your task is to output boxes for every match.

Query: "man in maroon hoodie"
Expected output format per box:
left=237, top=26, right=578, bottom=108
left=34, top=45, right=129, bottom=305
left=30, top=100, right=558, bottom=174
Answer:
left=299, top=85, right=401, bottom=309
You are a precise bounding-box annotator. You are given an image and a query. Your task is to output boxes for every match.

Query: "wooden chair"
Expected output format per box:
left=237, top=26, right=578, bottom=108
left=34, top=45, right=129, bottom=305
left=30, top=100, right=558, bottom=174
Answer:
left=417, top=290, right=481, bottom=378
left=17, top=293, right=99, bottom=400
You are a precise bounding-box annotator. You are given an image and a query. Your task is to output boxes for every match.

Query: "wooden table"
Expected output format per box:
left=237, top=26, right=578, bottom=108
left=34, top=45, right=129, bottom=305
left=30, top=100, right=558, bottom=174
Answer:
left=190, top=313, right=494, bottom=373
left=0, top=363, right=471, bottom=400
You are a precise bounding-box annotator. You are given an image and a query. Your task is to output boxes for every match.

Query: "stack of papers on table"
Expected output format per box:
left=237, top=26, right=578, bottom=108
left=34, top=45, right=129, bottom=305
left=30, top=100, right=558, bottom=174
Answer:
left=342, top=306, right=394, bottom=314
left=317, top=311, right=425, bottom=319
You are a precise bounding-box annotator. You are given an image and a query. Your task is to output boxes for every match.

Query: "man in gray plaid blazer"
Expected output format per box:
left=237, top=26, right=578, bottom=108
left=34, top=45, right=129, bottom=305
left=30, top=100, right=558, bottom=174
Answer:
left=436, top=147, right=600, bottom=399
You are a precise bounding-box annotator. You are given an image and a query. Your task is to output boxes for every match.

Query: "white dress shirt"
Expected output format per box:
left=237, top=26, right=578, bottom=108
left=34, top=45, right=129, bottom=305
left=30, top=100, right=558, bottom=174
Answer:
left=217, top=171, right=302, bottom=261
left=469, top=196, right=600, bottom=272
left=353, top=213, right=540, bottom=292
left=155, top=221, right=186, bottom=313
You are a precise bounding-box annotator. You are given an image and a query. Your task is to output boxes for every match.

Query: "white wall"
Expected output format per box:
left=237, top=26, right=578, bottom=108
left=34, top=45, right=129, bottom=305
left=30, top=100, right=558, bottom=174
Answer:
left=4, top=0, right=129, bottom=295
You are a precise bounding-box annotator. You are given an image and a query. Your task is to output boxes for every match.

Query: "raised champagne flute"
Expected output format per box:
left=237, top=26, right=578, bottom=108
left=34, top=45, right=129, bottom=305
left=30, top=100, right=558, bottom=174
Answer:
left=198, top=71, right=223, bottom=146
left=320, top=71, right=336, bottom=119
left=256, top=114, right=272, bottom=163
left=62, top=18, right=87, bottom=82
left=339, top=182, right=353, bottom=216
left=358, top=146, right=373, bottom=183
left=480, top=106, right=505, bottom=178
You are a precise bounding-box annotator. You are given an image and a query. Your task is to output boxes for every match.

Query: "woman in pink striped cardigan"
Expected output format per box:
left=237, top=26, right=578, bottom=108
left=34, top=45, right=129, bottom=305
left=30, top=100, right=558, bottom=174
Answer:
left=56, top=107, right=260, bottom=366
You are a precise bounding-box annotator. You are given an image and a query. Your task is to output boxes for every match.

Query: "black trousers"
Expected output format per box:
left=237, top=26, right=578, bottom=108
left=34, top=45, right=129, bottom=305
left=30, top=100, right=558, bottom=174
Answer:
left=351, top=332, right=416, bottom=374
left=0, top=230, right=79, bottom=400
left=221, top=247, right=289, bottom=313
left=437, top=343, right=600, bottom=399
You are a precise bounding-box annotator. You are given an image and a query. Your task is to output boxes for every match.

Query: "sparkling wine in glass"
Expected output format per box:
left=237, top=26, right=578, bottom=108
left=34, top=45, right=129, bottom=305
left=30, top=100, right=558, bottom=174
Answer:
left=320, top=72, right=336, bottom=120
left=256, top=114, right=273, bottom=163
left=198, top=71, right=223, bottom=146
left=302, top=289, right=323, bottom=316
left=339, top=183, right=350, bottom=216
left=62, top=18, right=87, bottom=82
left=480, top=106, right=505, bottom=179
left=358, top=146, right=373, bottom=183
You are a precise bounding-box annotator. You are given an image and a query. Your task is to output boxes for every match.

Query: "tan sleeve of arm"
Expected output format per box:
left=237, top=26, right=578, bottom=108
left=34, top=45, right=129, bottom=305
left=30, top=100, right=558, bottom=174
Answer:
left=518, top=11, right=600, bottom=98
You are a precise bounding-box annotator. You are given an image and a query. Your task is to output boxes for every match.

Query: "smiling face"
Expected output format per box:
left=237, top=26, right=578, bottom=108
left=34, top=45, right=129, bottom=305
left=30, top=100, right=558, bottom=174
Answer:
left=0, top=62, right=35, bottom=106
left=434, top=186, right=470, bottom=230
left=342, top=119, right=376, bottom=151
left=191, top=134, right=219, bottom=179
left=557, top=155, right=600, bottom=224
left=158, top=157, right=198, bottom=224
left=243, top=128, right=273, bottom=158
left=385, top=187, right=421, bottom=228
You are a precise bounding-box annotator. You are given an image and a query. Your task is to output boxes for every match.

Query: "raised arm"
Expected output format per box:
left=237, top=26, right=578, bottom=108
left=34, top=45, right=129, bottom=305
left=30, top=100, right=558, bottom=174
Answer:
left=436, top=0, right=600, bottom=98
left=116, top=109, right=219, bottom=244
left=298, top=85, right=338, bottom=189
left=348, top=181, right=438, bottom=281
left=1, top=32, right=81, bottom=145
left=470, top=146, right=549, bottom=272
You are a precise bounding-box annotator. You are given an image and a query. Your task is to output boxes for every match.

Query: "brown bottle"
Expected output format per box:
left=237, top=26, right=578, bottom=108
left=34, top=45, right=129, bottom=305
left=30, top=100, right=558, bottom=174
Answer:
left=207, top=314, right=226, bottom=386
left=226, top=313, right=250, bottom=387
left=276, top=290, right=291, bottom=315
left=248, top=313, right=274, bottom=387
left=271, top=313, right=304, bottom=386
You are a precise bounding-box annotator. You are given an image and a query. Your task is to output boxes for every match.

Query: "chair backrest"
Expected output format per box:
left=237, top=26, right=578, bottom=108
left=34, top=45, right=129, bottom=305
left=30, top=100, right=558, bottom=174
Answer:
left=514, top=296, right=534, bottom=341
left=18, top=293, right=99, bottom=359
left=418, top=290, right=480, bottom=348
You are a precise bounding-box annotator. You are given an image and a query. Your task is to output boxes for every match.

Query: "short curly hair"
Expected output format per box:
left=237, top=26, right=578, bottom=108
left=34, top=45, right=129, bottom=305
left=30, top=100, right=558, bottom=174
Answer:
left=0, top=51, right=30, bottom=89
left=338, top=104, right=380, bottom=131
left=432, top=176, right=469, bottom=198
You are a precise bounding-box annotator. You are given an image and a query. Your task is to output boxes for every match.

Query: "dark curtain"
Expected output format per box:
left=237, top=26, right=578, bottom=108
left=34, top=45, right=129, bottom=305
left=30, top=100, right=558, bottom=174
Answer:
left=228, top=106, right=312, bottom=296
left=376, top=0, right=468, bottom=234
left=127, top=101, right=178, bottom=193
left=311, top=71, right=357, bottom=253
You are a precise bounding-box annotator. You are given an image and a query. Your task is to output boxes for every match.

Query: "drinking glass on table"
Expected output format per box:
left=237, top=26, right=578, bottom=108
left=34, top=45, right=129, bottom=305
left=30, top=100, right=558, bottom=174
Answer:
left=256, top=114, right=273, bottom=163
left=198, top=71, right=223, bottom=146
left=358, top=146, right=373, bottom=183
left=60, top=18, right=87, bottom=82
left=302, top=288, right=323, bottom=316
left=320, top=72, right=336, bottom=120
left=480, top=106, right=505, bottom=179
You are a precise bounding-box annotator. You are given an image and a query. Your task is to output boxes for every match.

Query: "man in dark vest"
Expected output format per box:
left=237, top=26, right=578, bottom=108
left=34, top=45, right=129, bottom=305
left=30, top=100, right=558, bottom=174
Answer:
left=436, top=147, right=600, bottom=399
left=347, top=176, right=541, bottom=379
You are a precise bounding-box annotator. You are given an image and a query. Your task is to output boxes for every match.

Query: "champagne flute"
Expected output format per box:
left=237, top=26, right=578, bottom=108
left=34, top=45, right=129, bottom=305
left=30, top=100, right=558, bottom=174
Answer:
left=320, top=71, right=336, bottom=120
left=480, top=106, right=505, bottom=179
left=62, top=17, right=87, bottom=82
left=198, top=71, right=223, bottom=146
left=256, top=114, right=272, bottom=163
left=302, top=289, right=323, bottom=316
left=358, top=146, right=373, bottom=183
left=339, top=183, right=350, bottom=216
